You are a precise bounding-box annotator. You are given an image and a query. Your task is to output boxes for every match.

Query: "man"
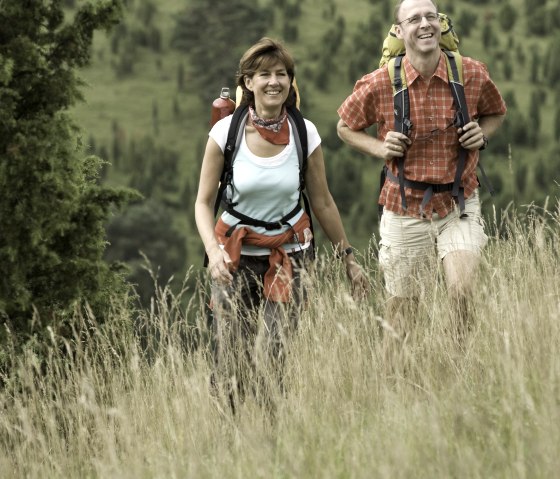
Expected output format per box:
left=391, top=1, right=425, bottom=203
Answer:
left=337, top=0, right=506, bottom=337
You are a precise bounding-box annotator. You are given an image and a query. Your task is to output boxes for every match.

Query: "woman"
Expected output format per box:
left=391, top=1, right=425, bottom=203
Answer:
left=195, top=37, right=368, bottom=407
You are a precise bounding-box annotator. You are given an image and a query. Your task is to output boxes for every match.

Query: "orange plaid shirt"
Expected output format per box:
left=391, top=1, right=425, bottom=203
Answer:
left=338, top=52, right=507, bottom=219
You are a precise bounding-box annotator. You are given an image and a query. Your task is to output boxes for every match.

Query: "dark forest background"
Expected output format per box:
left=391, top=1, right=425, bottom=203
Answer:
left=7, top=0, right=560, bottom=311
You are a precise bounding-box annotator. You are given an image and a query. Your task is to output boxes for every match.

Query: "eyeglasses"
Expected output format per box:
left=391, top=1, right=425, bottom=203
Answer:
left=411, top=116, right=458, bottom=142
left=397, top=12, right=439, bottom=26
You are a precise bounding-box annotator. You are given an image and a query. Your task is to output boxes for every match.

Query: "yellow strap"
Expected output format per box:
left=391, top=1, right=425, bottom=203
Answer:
left=387, top=57, right=407, bottom=96
left=388, top=52, right=462, bottom=95
left=445, top=50, right=463, bottom=84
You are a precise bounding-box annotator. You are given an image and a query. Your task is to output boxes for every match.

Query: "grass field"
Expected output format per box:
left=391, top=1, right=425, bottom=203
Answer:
left=1, top=203, right=559, bottom=478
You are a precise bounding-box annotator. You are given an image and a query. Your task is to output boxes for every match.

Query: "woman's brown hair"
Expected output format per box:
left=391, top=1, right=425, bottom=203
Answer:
left=236, top=37, right=297, bottom=108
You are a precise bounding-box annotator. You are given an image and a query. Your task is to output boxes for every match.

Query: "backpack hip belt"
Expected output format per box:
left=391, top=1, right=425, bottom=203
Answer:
left=384, top=167, right=461, bottom=217
left=223, top=201, right=303, bottom=237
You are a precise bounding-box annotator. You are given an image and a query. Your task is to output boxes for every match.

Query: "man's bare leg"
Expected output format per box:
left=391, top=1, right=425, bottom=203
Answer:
left=442, top=250, right=480, bottom=340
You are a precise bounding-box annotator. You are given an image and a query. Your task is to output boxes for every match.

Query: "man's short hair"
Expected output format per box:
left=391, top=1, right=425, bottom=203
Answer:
left=393, top=0, right=438, bottom=24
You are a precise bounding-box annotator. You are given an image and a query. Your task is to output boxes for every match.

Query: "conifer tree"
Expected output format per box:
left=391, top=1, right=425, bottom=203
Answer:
left=498, top=2, right=518, bottom=32
left=0, top=0, right=137, bottom=346
left=545, top=34, right=560, bottom=84
left=554, top=102, right=560, bottom=142
left=171, top=0, right=272, bottom=105
left=528, top=90, right=542, bottom=146
left=503, top=51, right=513, bottom=81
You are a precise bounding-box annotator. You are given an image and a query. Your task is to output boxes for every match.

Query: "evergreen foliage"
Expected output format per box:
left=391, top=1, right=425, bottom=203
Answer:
left=502, top=51, right=513, bottom=81
left=0, top=0, right=138, bottom=345
left=530, top=51, right=540, bottom=83
left=104, top=198, right=187, bottom=306
left=498, top=2, right=518, bottom=32
left=347, top=13, right=385, bottom=83
left=482, top=22, right=495, bottom=50
left=528, top=89, right=542, bottom=144
left=170, top=0, right=273, bottom=105
left=554, top=103, right=560, bottom=142
left=456, top=11, right=477, bottom=38
left=525, top=2, right=550, bottom=36
left=544, top=33, right=560, bottom=84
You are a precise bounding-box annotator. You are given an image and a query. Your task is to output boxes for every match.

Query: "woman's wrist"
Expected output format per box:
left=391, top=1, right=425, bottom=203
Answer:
left=336, top=245, right=353, bottom=259
left=206, top=242, right=223, bottom=261
left=342, top=249, right=360, bottom=271
left=342, top=247, right=358, bottom=265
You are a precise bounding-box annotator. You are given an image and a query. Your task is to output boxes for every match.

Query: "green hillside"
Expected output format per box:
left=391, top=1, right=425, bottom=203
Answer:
left=68, top=0, right=560, bottom=300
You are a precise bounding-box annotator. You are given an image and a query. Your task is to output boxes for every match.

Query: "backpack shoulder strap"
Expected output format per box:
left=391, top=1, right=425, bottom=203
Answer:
left=286, top=105, right=315, bottom=258
left=443, top=50, right=469, bottom=124
left=286, top=105, right=308, bottom=179
left=388, top=55, right=412, bottom=136
left=444, top=49, right=463, bottom=84
left=218, top=104, right=306, bottom=218
left=443, top=50, right=470, bottom=214
left=213, top=105, right=249, bottom=218
left=387, top=56, right=405, bottom=94
left=443, top=50, right=494, bottom=202
left=204, top=106, right=248, bottom=267
left=287, top=106, right=308, bottom=169
left=389, top=54, right=411, bottom=210
left=223, top=105, right=249, bottom=179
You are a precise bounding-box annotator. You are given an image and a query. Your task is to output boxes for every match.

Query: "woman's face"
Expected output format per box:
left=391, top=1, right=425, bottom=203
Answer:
left=244, top=59, right=291, bottom=117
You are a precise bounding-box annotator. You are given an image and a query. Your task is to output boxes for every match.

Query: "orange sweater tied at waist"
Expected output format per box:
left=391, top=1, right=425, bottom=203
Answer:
left=214, top=213, right=312, bottom=302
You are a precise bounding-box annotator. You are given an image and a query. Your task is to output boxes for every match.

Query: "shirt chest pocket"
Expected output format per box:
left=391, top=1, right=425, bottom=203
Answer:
left=438, top=109, right=460, bottom=147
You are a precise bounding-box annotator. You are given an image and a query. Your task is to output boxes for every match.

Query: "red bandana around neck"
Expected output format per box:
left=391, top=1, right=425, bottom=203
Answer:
left=249, top=106, right=290, bottom=145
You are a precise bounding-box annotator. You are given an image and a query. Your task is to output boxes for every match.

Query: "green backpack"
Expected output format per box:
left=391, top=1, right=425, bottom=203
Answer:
left=377, top=14, right=492, bottom=218
left=379, top=13, right=459, bottom=68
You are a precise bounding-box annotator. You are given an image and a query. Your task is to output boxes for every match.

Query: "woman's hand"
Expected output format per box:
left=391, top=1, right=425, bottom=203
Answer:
left=207, top=246, right=233, bottom=285
left=345, top=259, right=370, bottom=301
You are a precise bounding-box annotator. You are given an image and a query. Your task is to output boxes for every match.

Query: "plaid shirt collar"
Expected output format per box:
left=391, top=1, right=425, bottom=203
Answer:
left=403, top=51, right=450, bottom=86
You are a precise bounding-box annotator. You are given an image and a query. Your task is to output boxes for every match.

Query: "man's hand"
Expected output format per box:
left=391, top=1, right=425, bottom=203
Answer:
left=458, top=121, right=486, bottom=151
left=382, top=131, right=412, bottom=160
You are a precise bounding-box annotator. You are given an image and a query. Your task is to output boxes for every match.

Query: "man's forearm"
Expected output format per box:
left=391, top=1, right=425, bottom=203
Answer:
left=479, top=114, right=506, bottom=138
left=337, top=119, right=386, bottom=159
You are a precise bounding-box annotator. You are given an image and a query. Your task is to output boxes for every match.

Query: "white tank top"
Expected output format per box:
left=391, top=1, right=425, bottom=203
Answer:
left=209, top=114, right=321, bottom=255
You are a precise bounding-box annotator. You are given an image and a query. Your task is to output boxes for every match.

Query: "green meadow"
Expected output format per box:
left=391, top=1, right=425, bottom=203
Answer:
left=2, top=209, right=560, bottom=477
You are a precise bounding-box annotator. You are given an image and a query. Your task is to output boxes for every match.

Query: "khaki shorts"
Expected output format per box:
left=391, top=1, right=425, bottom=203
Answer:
left=379, top=190, right=488, bottom=298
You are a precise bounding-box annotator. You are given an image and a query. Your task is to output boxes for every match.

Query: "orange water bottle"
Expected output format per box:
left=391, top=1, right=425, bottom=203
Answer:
left=210, top=87, right=236, bottom=127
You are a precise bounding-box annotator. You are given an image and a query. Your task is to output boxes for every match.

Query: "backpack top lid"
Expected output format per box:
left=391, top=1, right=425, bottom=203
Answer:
left=379, top=13, right=459, bottom=68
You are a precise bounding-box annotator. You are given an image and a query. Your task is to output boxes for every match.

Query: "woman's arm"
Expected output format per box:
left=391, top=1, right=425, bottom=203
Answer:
left=304, top=145, right=369, bottom=298
left=194, top=137, right=233, bottom=285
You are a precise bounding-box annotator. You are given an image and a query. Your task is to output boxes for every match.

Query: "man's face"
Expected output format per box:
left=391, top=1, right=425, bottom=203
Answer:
left=395, top=0, right=441, bottom=55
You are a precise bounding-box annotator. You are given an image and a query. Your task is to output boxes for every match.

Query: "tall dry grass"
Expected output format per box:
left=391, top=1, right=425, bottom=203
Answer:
left=1, top=204, right=560, bottom=478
